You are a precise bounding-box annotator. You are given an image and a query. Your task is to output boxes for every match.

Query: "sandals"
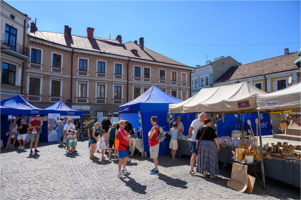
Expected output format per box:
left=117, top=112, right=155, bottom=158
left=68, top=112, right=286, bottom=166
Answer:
left=203, top=173, right=207, bottom=178
left=210, top=175, right=216, bottom=179
left=189, top=171, right=196, bottom=176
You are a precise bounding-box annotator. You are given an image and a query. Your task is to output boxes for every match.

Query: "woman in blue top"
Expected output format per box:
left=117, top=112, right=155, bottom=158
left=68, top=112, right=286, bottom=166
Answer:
left=57, top=121, right=64, bottom=145
left=169, top=122, right=179, bottom=161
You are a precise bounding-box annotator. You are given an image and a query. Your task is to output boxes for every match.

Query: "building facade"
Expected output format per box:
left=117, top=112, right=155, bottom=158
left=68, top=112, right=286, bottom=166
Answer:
left=24, top=25, right=193, bottom=116
left=191, top=56, right=240, bottom=96
left=213, top=49, right=299, bottom=92
left=0, top=0, right=30, bottom=100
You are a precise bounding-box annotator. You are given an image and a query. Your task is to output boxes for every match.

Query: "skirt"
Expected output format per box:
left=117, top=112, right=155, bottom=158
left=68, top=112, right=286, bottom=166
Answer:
left=196, top=140, right=219, bottom=176
left=169, top=140, right=178, bottom=150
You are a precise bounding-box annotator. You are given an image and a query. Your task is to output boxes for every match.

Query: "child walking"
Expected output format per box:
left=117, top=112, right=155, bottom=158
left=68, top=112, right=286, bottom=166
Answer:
left=98, top=129, right=107, bottom=160
left=71, top=129, right=78, bottom=153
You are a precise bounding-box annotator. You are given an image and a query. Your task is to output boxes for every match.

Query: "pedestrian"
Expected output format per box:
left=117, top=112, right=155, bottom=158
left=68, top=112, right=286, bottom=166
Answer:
left=98, top=129, right=107, bottom=160
left=176, top=116, right=184, bottom=137
left=68, top=129, right=78, bottom=153
left=74, top=119, right=82, bottom=140
left=90, top=122, right=100, bottom=160
left=117, top=120, right=131, bottom=179
left=196, top=118, right=220, bottom=178
left=64, top=119, right=77, bottom=153
left=66, top=129, right=74, bottom=154
left=63, top=117, right=68, bottom=125
left=5, top=119, right=18, bottom=149
left=101, top=114, right=112, bottom=153
left=148, top=116, right=160, bottom=175
left=125, top=120, right=133, bottom=135
left=169, top=122, right=178, bottom=161
left=87, top=117, right=95, bottom=147
left=29, top=115, right=42, bottom=154
left=188, top=112, right=206, bottom=176
left=17, top=119, right=28, bottom=150
left=57, top=120, right=64, bottom=145
left=108, top=122, right=118, bottom=160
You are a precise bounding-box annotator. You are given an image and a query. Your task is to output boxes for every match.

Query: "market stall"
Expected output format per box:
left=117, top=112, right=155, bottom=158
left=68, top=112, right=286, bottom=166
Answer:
left=119, top=85, right=195, bottom=155
left=169, top=82, right=268, bottom=188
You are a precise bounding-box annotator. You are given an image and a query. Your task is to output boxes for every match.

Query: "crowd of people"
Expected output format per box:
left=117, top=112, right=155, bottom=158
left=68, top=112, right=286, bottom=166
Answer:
left=3, top=112, right=220, bottom=180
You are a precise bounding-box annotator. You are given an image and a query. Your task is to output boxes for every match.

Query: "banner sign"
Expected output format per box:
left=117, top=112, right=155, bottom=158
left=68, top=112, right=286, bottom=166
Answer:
left=237, top=100, right=250, bottom=108
left=265, top=101, right=279, bottom=107
left=48, top=113, right=60, bottom=142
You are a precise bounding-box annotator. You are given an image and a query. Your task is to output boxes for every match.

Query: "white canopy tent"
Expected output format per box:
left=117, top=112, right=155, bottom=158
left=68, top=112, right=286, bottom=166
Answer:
left=257, top=82, right=301, bottom=111
left=169, top=82, right=266, bottom=113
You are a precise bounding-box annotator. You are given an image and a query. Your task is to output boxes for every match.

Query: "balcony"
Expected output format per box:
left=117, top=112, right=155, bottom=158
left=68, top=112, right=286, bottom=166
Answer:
left=1, top=40, right=29, bottom=60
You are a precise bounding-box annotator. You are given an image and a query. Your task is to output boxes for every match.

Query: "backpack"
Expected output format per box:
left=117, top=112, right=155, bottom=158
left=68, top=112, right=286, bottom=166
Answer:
left=155, top=125, right=166, bottom=143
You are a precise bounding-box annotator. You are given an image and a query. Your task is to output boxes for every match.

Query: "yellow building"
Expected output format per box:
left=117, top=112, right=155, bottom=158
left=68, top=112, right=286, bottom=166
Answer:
left=213, top=49, right=299, bottom=92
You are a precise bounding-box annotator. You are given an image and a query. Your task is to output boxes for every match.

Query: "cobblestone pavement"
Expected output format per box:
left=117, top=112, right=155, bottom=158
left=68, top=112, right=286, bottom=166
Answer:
left=1, top=141, right=300, bottom=200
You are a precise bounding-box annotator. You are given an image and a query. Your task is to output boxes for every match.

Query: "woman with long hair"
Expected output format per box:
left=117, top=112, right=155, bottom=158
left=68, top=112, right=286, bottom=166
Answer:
left=90, top=122, right=100, bottom=160
left=5, top=119, right=18, bottom=149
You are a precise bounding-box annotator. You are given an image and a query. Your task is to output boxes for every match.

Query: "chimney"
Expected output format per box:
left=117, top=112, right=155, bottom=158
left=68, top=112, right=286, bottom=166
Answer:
left=64, top=25, right=72, bottom=37
left=30, top=22, right=37, bottom=33
left=284, top=48, right=289, bottom=55
left=134, top=40, right=138, bottom=45
left=116, top=35, right=122, bottom=43
left=139, top=37, right=144, bottom=50
left=87, top=27, right=94, bottom=38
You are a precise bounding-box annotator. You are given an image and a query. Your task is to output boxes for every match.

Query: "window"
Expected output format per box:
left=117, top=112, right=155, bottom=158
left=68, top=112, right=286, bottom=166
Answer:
left=161, top=88, right=166, bottom=92
left=132, top=50, right=138, bottom=54
left=31, top=48, right=41, bottom=64
left=51, top=80, right=61, bottom=97
left=205, top=77, right=209, bottom=86
left=134, top=87, right=141, bottom=98
left=201, top=78, right=204, bottom=86
left=277, top=79, right=287, bottom=91
left=2, top=63, right=15, bottom=85
left=97, top=85, right=105, bottom=99
left=255, top=83, right=262, bottom=90
left=78, top=83, right=87, bottom=98
left=29, top=78, right=40, bottom=95
left=114, top=86, right=122, bottom=99
left=144, top=68, right=150, bottom=78
left=115, top=64, right=122, bottom=75
left=98, top=61, right=105, bottom=73
left=195, top=79, right=197, bottom=87
left=182, top=73, right=187, bottom=82
left=172, top=71, right=177, bottom=81
left=10, top=15, right=15, bottom=20
left=192, top=81, right=194, bottom=88
left=79, top=59, right=87, bottom=71
left=160, top=70, right=165, bottom=80
left=52, top=54, right=62, bottom=68
left=4, top=24, right=16, bottom=50
left=134, top=66, right=141, bottom=77
left=172, top=90, right=177, bottom=97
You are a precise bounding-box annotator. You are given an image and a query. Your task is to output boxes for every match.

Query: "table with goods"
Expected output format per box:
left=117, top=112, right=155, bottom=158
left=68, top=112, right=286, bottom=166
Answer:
left=176, top=135, right=191, bottom=156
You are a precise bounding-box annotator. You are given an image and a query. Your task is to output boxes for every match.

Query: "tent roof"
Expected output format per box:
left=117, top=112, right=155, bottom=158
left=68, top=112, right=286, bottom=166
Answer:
left=44, top=100, right=86, bottom=115
left=257, top=83, right=301, bottom=111
left=169, top=82, right=266, bottom=113
left=1, top=95, right=41, bottom=110
left=119, top=85, right=182, bottom=113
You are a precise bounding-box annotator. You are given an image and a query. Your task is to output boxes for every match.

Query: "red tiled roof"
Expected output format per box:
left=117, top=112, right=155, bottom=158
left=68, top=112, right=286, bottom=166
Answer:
left=215, top=52, right=299, bottom=83
left=28, top=31, right=190, bottom=67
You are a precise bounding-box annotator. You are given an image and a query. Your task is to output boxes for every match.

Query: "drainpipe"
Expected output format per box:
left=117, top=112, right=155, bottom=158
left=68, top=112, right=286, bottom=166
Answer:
left=70, top=48, right=74, bottom=104
left=264, top=75, right=267, bottom=92
left=126, top=57, right=131, bottom=102
left=21, top=19, right=27, bottom=94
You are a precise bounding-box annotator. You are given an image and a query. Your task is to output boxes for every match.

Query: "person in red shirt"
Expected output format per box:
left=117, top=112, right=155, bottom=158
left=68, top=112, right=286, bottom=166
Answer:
left=148, top=116, right=159, bottom=174
left=29, top=115, right=42, bottom=154
left=117, top=120, right=131, bottom=179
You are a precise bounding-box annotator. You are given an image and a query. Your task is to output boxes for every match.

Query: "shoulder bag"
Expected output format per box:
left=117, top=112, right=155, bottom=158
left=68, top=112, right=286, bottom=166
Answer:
left=197, top=127, right=207, bottom=150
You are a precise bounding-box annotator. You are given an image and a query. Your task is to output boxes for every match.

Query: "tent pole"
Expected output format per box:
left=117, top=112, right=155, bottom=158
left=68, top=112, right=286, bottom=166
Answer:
left=257, top=109, right=266, bottom=189
left=242, top=112, right=244, bottom=138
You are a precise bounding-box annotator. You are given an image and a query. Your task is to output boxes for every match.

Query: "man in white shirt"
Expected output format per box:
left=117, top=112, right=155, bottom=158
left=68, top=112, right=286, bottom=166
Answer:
left=188, top=112, right=207, bottom=175
left=63, top=118, right=77, bottom=154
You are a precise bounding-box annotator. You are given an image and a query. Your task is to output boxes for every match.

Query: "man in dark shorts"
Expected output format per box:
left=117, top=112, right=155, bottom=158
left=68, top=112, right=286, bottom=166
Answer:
left=101, top=113, right=112, bottom=152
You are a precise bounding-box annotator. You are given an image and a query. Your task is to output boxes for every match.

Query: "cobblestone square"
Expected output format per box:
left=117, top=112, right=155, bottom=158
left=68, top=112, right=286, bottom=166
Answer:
left=0, top=141, right=300, bottom=199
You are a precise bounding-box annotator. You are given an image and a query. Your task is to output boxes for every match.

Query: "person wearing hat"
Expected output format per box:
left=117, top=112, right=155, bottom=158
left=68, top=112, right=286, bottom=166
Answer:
left=101, top=113, right=112, bottom=153
left=108, top=122, right=118, bottom=160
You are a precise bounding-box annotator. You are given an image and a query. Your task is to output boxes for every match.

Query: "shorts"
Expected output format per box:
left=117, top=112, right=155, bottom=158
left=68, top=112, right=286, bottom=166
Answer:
left=89, top=138, right=97, bottom=144
left=169, top=140, right=178, bottom=150
left=150, top=143, right=159, bottom=159
left=17, top=134, right=27, bottom=141
left=118, top=150, right=128, bottom=159
left=109, top=140, right=115, bottom=148
left=190, top=141, right=197, bottom=154
left=30, top=133, right=40, bottom=143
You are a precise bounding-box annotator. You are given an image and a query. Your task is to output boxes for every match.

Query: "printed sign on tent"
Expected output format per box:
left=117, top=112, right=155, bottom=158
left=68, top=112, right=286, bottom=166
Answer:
left=48, top=113, right=60, bottom=142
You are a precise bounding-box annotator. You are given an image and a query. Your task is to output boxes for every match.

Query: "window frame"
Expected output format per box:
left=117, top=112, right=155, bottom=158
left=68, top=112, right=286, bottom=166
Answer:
left=171, top=90, right=177, bottom=98
left=51, top=52, right=63, bottom=68
left=78, top=83, right=88, bottom=98
left=171, top=71, right=177, bottom=81
left=159, top=69, right=166, bottom=80
left=181, top=72, right=187, bottom=82
left=97, top=84, right=106, bottom=99
left=205, top=77, right=209, bottom=86
left=254, top=81, right=263, bottom=90
left=1, top=62, right=16, bottom=85
left=134, top=66, right=141, bottom=77
left=4, top=24, right=17, bottom=50
left=275, top=78, right=288, bottom=91
left=29, top=77, right=41, bottom=95
left=51, top=80, right=61, bottom=97
left=114, top=63, right=123, bottom=75
left=134, top=86, right=141, bottom=99
left=114, top=85, right=122, bottom=99
left=181, top=90, right=188, bottom=100
left=31, top=48, right=41, bottom=64
left=97, top=61, right=106, bottom=73
left=143, top=67, right=151, bottom=79
left=79, top=59, right=88, bottom=71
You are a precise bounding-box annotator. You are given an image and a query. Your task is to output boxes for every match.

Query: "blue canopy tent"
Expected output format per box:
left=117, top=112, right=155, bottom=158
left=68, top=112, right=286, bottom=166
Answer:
left=119, top=86, right=195, bottom=155
left=44, top=100, right=86, bottom=115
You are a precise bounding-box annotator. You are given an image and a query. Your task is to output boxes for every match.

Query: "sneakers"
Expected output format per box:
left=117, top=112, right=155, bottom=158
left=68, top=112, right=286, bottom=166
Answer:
left=118, top=172, right=126, bottom=179
left=30, top=150, right=33, bottom=154
left=35, top=149, right=40, bottom=153
left=122, top=168, right=131, bottom=175
left=18, top=146, right=22, bottom=149
left=150, top=170, right=159, bottom=175
left=102, top=156, right=106, bottom=160
left=150, top=168, right=155, bottom=172
left=21, top=146, right=25, bottom=150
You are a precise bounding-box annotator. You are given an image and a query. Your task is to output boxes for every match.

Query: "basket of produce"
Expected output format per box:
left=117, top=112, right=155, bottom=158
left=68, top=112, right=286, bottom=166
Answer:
left=277, top=118, right=288, bottom=130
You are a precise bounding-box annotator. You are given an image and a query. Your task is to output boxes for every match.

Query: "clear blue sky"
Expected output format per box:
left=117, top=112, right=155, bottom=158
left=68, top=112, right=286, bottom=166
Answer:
left=8, top=1, right=300, bottom=67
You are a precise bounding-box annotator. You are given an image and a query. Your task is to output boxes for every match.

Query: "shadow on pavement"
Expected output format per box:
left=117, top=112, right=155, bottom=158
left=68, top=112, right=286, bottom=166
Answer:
left=121, top=176, right=147, bottom=194
left=26, top=152, right=40, bottom=159
left=158, top=173, right=188, bottom=189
